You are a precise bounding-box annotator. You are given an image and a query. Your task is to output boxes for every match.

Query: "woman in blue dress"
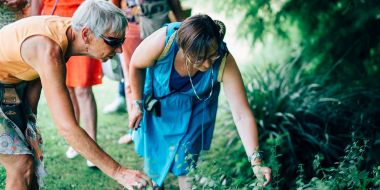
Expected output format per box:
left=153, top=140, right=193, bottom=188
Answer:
left=128, top=14, right=272, bottom=189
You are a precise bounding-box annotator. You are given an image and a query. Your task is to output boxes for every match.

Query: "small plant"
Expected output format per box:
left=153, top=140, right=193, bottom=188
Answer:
left=296, top=137, right=380, bottom=190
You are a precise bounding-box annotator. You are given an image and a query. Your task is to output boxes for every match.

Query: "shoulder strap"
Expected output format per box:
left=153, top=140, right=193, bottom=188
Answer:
left=217, top=53, right=228, bottom=82
left=157, top=31, right=177, bottom=60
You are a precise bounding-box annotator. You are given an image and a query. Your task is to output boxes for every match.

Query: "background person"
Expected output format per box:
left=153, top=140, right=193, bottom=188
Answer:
left=0, top=0, right=28, bottom=28
left=109, top=0, right=185, bottom=144
left=0, top=0, right=151, bottom=189
left=128, top=14, right=272, bottom=188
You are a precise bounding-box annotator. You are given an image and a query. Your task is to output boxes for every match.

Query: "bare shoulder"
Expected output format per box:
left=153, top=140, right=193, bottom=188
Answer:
left=222, top=52, right=243, bottom=82
left=226, top=53, right=237, bottom=66
left=132, top=27, right=167, bottom=68
left=224, top=53, right=239, bottom=74
left=139, top=27, right=166, bottom=57
left=21, top=35, right=63, bottom=69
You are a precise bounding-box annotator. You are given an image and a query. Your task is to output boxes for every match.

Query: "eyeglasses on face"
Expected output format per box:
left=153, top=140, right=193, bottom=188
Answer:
left=186, top=53, right=221, bottom=66
left=99, top=34, right=125, bottom=48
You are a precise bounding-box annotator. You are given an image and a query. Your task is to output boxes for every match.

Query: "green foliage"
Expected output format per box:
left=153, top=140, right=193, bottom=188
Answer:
left=208, top=0, right=380, bottom=82
left=0, top=167, right=5, bottom=187
left=188, top=0, right=380, bottom=188
left=189, top=54, right=380, bottom=188
left=205, top=0, right=286, bottom=42
left=296, top=138, right=380, bottom=190
left=245, top=57, right=380, bottom=188
left=187, top=118, right=283, bottom=189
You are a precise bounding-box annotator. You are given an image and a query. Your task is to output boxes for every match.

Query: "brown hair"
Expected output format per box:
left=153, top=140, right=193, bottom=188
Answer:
left=177, top=14, right=223, bottom=63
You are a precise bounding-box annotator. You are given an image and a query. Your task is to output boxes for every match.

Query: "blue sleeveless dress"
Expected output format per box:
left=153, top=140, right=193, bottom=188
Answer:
left=134, top=22, right=228, bottom=186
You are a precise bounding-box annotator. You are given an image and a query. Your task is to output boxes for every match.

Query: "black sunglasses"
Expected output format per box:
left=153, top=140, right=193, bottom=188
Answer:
left=99, top=34, right=125, bottom=48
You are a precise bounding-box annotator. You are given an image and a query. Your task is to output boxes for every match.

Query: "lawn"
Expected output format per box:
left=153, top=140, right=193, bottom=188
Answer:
left=0, top=78, right=179, bottom=189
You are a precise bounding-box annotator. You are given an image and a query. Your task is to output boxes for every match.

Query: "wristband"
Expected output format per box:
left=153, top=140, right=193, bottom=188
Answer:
left=132, top=99, right=143, bottom=113
left=248, top=151, right=264, bottom=164
left=251, top=164, right=261, bottom=168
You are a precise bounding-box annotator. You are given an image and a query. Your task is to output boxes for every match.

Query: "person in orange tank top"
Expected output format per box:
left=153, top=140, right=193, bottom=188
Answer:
left=35, top=0, right=102, bottom=168
left=0, top=0, right=151, bottom=189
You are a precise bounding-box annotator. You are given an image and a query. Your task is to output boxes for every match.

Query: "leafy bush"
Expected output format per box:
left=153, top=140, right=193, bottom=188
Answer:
left=296, top=137, right=380, bottom=190
left=189, top=55, right=380, bottom=189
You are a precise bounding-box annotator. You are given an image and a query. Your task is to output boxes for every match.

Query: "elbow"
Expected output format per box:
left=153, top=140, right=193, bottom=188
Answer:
left=232, top=109, right=255, bottom=127
left=233, top=113, right=244, bottom=126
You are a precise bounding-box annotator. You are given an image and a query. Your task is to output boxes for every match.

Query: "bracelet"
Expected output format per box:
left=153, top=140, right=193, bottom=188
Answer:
left=251, top=164, right=261, bottom=168
left=132, top=99, right=143, bottom=113
left=248, top=150, right=264, bottom=164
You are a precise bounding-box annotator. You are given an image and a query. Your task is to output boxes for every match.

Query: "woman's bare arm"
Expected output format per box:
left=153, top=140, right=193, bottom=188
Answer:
left=222, top=54, right=259, bottom=156
left=222, top=53, right=271, bottom=185
left=128, top=27, right=166, bottom=128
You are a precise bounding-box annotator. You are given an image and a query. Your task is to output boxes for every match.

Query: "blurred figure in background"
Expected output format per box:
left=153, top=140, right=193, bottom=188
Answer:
left=0, top=0, right=28, bottom=28
left=109, top=0, right=186, bottom=144
left=31, top=0, right=102, bottom=167
left=111, top=0, right=142, bottom=144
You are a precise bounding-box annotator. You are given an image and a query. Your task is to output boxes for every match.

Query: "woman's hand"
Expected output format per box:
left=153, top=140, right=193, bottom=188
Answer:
left=252, top=166, right=272, bottom=187
left=113, top=166, right=152, bottom=190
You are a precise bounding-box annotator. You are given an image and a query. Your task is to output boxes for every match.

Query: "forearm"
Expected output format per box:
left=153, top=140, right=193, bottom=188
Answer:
left=45, top=90, right=121, bottom=178
left=40, top=70, right=121, bottom=178
left=58, top=123, right=120, bottom=177
left=233, top=110, right=260, bottom=157
left=129, top=65, right=145, bottom=101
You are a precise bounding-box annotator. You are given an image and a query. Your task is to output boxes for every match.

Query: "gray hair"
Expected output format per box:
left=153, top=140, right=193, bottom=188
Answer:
left=72, top=0, right=127, bottom=38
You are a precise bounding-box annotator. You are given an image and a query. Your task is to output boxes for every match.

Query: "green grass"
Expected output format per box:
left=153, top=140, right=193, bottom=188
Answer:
left=0, top=78, right=179, bottom=189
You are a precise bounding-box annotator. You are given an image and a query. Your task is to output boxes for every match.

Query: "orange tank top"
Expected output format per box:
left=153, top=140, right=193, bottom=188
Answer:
left=0, top=16, right=71, bottom=84
left=41, top=0, right=84, bottom=16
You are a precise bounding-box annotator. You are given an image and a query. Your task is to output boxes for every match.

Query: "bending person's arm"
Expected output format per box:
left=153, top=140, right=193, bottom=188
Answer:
left=21, top=35, right=151, bottom=189
left=222, top=53, right=272, bottom=186
left=29, top=0, right=43, bottom=16
left=128, top=27, right=166, bottom=129
left=168, top=0, right=185, bottom=21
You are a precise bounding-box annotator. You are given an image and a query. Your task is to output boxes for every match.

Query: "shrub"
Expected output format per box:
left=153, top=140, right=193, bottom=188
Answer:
left=189, top=55, right=380, bottom=189
left=296, top=137, right=380, bottom=190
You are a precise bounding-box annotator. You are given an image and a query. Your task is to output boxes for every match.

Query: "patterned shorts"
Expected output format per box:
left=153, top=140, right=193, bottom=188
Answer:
left=0, top=83, right=36, bottom=155
left=0, top=116, right=32, bottom=155
left=0, top=83, right=46, bottom=185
